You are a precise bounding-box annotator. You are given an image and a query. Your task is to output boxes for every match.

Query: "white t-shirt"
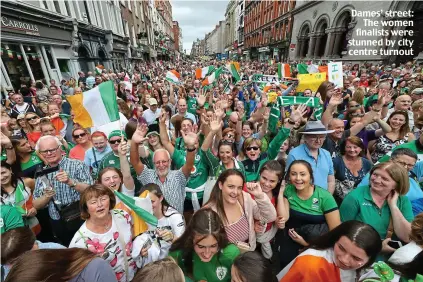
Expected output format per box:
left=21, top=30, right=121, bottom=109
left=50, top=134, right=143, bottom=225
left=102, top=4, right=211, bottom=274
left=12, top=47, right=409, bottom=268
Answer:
left=143, top=108, right=162, bottom=125
left=156, top=206, right=185, bottom=259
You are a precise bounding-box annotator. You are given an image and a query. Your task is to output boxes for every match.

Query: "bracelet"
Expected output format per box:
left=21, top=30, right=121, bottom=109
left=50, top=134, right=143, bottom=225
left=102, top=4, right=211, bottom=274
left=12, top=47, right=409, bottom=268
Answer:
left=186, top=147, right=196, bottom=152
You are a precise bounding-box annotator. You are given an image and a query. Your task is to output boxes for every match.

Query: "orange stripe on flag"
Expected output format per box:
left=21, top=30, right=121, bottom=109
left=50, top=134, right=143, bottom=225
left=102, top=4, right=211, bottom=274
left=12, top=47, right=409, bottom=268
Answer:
left=66, top=94, right=93, bottom=128
left=318, top=66, right=328, bottom=79
left=170, top=70, right=180, bottom=78
left=195, top=69, right=202, bottom=79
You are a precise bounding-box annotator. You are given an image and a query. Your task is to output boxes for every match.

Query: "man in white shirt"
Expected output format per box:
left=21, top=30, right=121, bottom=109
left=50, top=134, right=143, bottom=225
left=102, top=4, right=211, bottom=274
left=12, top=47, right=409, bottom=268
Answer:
left=143, top=98, right=162, bottom=125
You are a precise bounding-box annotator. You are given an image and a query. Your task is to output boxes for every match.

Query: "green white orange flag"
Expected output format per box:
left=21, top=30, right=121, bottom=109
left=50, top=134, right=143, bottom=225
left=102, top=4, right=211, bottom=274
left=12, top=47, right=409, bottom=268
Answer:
left=226, top=63, right=241, bottom=83
left=278, top=63, right=291, bottom=79
left=114, top=190, right=158, bottom=228
left=202, top=67, right=223, bottom=86
left=195, top=66, right=215, bottom=79
left=66, top=80, right=120, bottom=128
left=95, top=65, right=104, bottom=75
left=166, top=70, right=181, bottom=85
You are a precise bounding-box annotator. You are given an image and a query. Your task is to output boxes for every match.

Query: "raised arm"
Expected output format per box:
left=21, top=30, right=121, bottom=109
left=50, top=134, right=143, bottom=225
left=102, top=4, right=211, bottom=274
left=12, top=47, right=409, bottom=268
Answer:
left=181, top=131, right=198, bottom=178
left=0, top=132, right=15, bottom=165
left=257, top=108, right=270, bottom=139
left=276, top=182, right=290, bottom=227
left=201, top=114, right=221, bottom=152
left=159, top=111, right=175, bottom=156
left=130, top=124, right=147, bottom=175
left=118, top=137, right=134, bottom=190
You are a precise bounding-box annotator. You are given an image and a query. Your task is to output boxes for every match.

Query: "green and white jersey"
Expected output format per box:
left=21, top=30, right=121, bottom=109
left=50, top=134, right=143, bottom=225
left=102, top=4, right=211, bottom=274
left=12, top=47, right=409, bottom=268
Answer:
left=172, top=149, right=209, bottom=200
left=169, top=244, right=240, bottom=282
left=187, top=96, right=198, bottom=115
left=20, top=151, right=44, bottom=178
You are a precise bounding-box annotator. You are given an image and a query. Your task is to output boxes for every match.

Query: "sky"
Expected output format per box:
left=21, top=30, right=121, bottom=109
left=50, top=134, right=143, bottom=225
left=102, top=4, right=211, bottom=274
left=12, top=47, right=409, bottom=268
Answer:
left=172, top=0, right=229, bottom=54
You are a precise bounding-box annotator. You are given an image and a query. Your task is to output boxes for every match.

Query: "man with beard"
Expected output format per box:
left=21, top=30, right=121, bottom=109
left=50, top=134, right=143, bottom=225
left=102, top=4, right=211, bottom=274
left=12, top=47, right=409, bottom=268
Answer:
left=130, top=123, right=198, bottom=214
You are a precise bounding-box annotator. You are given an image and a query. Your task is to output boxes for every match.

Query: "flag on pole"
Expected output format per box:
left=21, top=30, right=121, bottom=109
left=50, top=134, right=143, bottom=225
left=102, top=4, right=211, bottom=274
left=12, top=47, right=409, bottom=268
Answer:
left=66, top=80, right=120, bottom=128
left=95, top=65, right=104, bottom=75
left=202, top=67, right=223, bottom=86
left=278, top=63, right=291, bottom=79
left=195, top=66, right=215, bottom=79
left=297, top=64, right=309, bottom=74
left=226, top=63, right=241, bottom=83
left=166, top=70, right=181, bottom=85
left=114, top=190, right=158, bottom=228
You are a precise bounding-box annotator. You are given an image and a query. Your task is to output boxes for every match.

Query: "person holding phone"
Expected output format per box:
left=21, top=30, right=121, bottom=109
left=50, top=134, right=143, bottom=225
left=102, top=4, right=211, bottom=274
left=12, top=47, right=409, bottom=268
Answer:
left=340, top=162, right=414, bottom=256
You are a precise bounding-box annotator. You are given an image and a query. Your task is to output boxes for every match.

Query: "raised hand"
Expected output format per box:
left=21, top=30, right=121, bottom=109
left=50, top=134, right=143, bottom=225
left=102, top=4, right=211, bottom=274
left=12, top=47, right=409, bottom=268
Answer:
left=209, top=114, right=221, bottom=132
left=197, top=91, right=207, bottom=107
left=290, top=103, right=308, bottom=123
left=118, top=137, right=129, bottom=156
left=159, top=111, right=167, bottom=124
left=182, top=131, right=198, bottom=147
left=132, top=124, right=148, bottom=144
left=263, top=107, right=270, bottom=121
left=246, top=182, right=264, bottom=199
left=329, top=92, right=343, bottom=106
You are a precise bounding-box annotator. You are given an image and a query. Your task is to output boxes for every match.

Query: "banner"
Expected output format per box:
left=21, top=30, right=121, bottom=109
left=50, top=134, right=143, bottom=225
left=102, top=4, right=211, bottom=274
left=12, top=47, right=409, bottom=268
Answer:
left=252, top=74, right=292, bottom=84
left=328, top=62, right=343, bottom=88
left=275, top=96, right=323, bottom=120
left=297, top=72, right=326, bottom=92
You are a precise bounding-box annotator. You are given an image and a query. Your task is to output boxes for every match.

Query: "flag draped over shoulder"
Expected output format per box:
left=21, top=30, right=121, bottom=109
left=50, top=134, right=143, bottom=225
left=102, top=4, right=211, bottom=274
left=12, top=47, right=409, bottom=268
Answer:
left=195, top=66, right=215, bottom=79
left=166, top=70, right=181, bottom=85
left=66, top=80, right=120, bottom=128
left=202, top=67, right=223, bottom=86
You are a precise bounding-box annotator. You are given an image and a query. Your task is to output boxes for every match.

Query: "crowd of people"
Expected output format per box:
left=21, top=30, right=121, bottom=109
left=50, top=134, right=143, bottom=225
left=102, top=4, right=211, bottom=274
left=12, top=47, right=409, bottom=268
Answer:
left=1, top=59, right=423, bottom=282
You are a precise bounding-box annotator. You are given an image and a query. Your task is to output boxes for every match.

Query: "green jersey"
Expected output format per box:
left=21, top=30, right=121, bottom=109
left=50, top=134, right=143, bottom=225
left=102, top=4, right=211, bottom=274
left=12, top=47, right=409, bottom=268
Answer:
left=0, top=149, right=6, bottom=162
left=172, top=149, right=209, bottom=200
left=20, top=151, right=44, bottom=178
left=203, top=149, right=246, bottom=177
left=187, top=96, right=198, bottom=115
left=169, top=244, right=240, bottom=282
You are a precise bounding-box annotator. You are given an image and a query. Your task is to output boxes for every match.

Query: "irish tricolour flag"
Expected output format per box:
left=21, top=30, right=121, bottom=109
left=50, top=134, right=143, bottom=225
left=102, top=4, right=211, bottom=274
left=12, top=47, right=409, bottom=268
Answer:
left=166, top=70, right=181, bottom=85
left=195, top=66, right=215, bottom=79
left=278, top=63, right=291, bottom=79
left=226, top=63, right=241, bottom=83
left=202, top=67, right=223, bottom=86
left=66, top=80, right=120, bottom=128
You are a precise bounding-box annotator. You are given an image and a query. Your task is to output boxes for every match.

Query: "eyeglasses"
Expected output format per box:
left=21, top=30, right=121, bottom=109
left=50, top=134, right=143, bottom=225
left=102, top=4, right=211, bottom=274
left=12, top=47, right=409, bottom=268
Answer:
left=309, top=136, right=326, bottom=141
left=225, top=134, right=235, bottom=139
left=39, top=146, right=60, bottom=155
left=26, top=116, right=38, bottom=121
left=394, top=160, right=415, bottom=169
left=109, top=139, right=122, bottom=144
left=73, top=132, right=87, bottom=139
left=155, top=160, right=169, bottom=166
left=246, top=146, right=259, bottom=151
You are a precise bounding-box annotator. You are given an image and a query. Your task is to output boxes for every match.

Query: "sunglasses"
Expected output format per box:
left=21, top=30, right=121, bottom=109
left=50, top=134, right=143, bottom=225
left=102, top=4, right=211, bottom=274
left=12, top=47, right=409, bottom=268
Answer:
left=350, top=113, right=365, bottom=117
left=246, top=146, right=259, bottom=151
left=73, top=132, right=87, bottom=139
left=109, top=139, right=122, bottom=144
left=225, top=134, right=235, bottom=139
left=26, top=116, right=38, bottom=121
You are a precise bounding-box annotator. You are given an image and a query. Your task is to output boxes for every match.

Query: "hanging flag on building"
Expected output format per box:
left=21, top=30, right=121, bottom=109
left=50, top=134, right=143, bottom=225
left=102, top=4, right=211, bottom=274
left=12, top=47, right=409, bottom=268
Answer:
left=165, top=70, right=181, bottom=85
left=202, top=67, right=223, bottom=86
left=7, top=50, right=13, bottom=59
left=195, top=66, right=215, bottom=79
left=278, top=63, right=291, bottom=79
left=66, top=80, right=120, bottom=128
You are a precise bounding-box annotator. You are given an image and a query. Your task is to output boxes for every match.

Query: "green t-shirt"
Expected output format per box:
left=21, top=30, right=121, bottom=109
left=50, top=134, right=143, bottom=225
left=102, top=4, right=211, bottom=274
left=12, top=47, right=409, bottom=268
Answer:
left=203, top=149, right=246, bottom=178
left=284, top=184, right=338, bottom=216
left=172, top=149, right=210, bottom=200
left=340, top=185, right=414, bottom=239
left=169, top=244, right=240, bottom=282
left=0, top=205, right=25, bottom=234
left=20, top=151, right=44, bottom=178
left=187, top=96, right=198, bottom=115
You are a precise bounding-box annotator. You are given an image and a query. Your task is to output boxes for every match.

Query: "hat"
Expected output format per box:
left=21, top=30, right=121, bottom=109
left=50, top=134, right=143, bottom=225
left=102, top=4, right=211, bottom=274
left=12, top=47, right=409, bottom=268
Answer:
left=146, top=122, right=160, bottom=137
left=149, top=98, right=158, bottom=105
left=108, top=130, right=127, bottom=140
left=299, top=121, right=335, bottom=135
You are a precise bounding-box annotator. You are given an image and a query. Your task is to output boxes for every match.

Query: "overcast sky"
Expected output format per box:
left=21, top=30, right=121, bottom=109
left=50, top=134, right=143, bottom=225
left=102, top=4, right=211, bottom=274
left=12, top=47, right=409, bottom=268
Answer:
left=172, top=0, right=229, bottom=54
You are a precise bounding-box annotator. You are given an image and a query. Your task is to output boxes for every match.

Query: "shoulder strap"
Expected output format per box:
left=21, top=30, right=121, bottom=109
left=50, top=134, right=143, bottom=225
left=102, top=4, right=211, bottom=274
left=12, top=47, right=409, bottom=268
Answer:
left=386, top=216, right=394, bottom=239
left=92, top=147, right=98, bottom=165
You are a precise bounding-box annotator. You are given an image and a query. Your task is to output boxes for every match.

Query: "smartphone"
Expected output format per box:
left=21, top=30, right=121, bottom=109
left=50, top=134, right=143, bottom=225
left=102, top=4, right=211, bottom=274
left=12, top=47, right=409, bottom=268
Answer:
left=388, top=240, right=402, bottom=249
left=34, top=166, right=59, bottom=178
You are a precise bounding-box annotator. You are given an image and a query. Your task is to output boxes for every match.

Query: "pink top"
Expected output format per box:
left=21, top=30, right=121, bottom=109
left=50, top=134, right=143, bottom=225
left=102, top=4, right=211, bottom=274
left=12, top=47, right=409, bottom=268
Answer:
left=69, top=144, right=88, bottom=161
left=225, top=213, right=249, bottom=244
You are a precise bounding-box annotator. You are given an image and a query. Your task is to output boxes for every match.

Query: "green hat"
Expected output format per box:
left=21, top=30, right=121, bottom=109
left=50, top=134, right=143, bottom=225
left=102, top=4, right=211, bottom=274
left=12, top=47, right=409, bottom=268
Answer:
left=108, top=130, right=127, bottom=140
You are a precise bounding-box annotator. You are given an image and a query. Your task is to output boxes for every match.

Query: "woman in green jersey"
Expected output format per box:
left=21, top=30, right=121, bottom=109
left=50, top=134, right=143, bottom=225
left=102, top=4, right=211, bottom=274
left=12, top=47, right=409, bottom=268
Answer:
left=169, top=208, right=240, bottom=282
left=11, top=137, right=44, bottom=179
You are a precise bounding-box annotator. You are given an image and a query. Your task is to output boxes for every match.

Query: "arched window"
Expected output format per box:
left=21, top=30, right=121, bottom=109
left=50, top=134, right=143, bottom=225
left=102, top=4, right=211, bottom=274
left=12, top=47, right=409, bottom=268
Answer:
left=334, top=11, right=352, bottom=57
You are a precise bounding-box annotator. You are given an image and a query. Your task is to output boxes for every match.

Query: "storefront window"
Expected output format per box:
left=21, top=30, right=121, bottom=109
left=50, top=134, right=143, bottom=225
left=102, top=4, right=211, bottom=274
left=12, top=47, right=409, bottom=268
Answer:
left=58, top=59, right=72, bottom=80
left=23, top=45, right=44, bottom=83
left=45, top=47, right=56, bottom=70
left=1, top=43, right=30, bottom=90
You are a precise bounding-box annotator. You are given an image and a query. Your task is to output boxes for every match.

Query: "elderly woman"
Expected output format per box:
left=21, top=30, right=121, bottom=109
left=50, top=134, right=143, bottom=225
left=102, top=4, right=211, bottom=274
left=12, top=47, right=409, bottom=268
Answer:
left=69, top=184, right=141, bottom=282
left=340, top=162, right=414, bottom=255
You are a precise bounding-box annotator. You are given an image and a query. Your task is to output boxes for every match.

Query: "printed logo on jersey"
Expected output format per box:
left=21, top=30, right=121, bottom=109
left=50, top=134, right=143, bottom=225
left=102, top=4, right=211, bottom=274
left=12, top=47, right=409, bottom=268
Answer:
left=216, top=266, right=227, bottom=280
left=311, top=198, right=319, bottom=210
left=191, top=166, right=197, bottom=175
left=109, top=160, right=115, bottom=165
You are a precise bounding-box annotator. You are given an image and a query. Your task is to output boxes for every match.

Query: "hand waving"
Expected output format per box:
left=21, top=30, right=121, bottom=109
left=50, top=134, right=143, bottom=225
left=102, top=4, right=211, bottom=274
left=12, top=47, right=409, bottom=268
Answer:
left=118, top=137, right=129, bottom=156
left=246, top=182, right=264, bottom=199
left=132, top=124, right=148, bottom=144
left=290, top=104, right=308, bottom=123
left=209, top=114, right=221, bottom=133
left=197, top=91, right=207, bottom=107
left=182, top=131, right=198, bottom=147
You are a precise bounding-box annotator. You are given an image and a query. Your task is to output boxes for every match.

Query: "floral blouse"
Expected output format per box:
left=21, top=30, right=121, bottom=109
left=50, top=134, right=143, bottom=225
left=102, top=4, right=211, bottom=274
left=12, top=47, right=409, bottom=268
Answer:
left=69, top=209, right=137, bottom=282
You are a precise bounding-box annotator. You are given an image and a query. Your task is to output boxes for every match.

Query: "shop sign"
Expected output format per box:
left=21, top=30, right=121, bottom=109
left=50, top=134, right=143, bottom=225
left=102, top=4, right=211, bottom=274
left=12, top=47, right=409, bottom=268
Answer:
left=258, top=46, right=270, bottom=53
left=1, top=16, right=40, bottom=36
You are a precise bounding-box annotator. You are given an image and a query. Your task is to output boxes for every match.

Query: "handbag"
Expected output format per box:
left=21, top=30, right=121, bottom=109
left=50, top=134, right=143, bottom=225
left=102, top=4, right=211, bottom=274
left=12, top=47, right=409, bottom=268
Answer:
left=53, top=200, right=81, bottom=222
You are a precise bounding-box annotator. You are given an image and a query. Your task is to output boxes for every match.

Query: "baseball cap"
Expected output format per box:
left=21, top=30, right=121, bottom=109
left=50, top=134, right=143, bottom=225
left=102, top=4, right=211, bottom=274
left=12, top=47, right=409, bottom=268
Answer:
left=149, top=98, right=158, bottom=105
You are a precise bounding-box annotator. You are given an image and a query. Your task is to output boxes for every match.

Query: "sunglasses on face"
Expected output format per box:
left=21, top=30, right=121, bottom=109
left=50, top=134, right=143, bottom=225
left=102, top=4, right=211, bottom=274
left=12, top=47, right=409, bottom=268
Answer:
left=109, top=139, right=122, bottom=144
left=26, top=116, right=38, bottom=121
left=73, top=132, right=87, bottom=139
left=225, top=134, right=235, bottom=139
left=350, top=113, right=365, bottom=117
left=246, top=146, right=259, bottom=151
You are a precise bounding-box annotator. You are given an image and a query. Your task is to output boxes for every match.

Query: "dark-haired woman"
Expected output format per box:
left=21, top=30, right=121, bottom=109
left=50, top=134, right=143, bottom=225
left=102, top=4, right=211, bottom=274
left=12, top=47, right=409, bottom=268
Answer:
left=11, top=137, right=44, bottom=179
left=204, top=169, right=277, bottom=251
left=276, top=160, right=341, bottom=269
left=144, top=183, right=185, bottom=259
left=169, top=208, right=240, bottom=282
left=231, top=251, right=278, bottom=282
left=4, top=248, right=118, bottom=282
left=0, top=161, right=40, bottom=235
left=277, top=221, right=382, bottom=282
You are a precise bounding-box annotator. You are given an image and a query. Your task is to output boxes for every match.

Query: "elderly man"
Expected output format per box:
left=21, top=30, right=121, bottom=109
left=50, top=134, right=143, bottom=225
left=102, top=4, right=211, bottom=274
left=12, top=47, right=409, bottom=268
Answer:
left=32, top=136, right=93, bottom=246
left=286, top=121, right=335, bottom=193
left=130, top=124, right=197, bottom=213
left=9, top=93, right=40, bottom=118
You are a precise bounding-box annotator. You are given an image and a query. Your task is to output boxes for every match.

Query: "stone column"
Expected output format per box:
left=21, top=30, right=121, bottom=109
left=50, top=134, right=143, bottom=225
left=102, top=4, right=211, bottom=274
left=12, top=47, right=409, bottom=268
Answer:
left=296, top=38, right=302, bottom=58
left=307, top=35, right=316, bottom=58
left=332, top=32, right=343, bottom=58
left=313, top=35, right=322, bottom=57
left=324, top=31, right=335, bottom=57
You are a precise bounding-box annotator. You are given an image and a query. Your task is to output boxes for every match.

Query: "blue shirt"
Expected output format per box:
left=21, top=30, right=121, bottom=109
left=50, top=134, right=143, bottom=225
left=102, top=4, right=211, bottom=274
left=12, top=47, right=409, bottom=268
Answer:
left=286, top=144, right=334, bottom=190
left=84, top=145, right=113, bottom=176
left=358, top=173, right=423, bottom=202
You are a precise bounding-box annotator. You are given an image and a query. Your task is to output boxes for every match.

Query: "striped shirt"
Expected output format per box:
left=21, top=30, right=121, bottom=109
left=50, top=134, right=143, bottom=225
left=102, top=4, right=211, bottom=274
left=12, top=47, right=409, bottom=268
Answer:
left=137, top=168, right=187, bottom=213
left=225, top=213, right=249, bottom=244
left=33, top=157, right=93, bottom=220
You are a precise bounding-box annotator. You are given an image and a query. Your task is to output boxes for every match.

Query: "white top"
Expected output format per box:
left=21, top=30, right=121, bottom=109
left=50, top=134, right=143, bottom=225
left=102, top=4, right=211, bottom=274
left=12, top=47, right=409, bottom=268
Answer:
left=69, top=210, right=137, bottom=282
left=389, top=241, right=423, bottom=264
left=143, top=108, right=162, bottom=125
left=156, top=206, right=185, bottom=259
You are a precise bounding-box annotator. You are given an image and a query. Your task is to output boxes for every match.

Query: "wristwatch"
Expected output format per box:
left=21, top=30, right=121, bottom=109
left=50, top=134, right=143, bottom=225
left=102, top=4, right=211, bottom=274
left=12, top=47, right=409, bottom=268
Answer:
left=68, top=179, right=76, bottom=188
